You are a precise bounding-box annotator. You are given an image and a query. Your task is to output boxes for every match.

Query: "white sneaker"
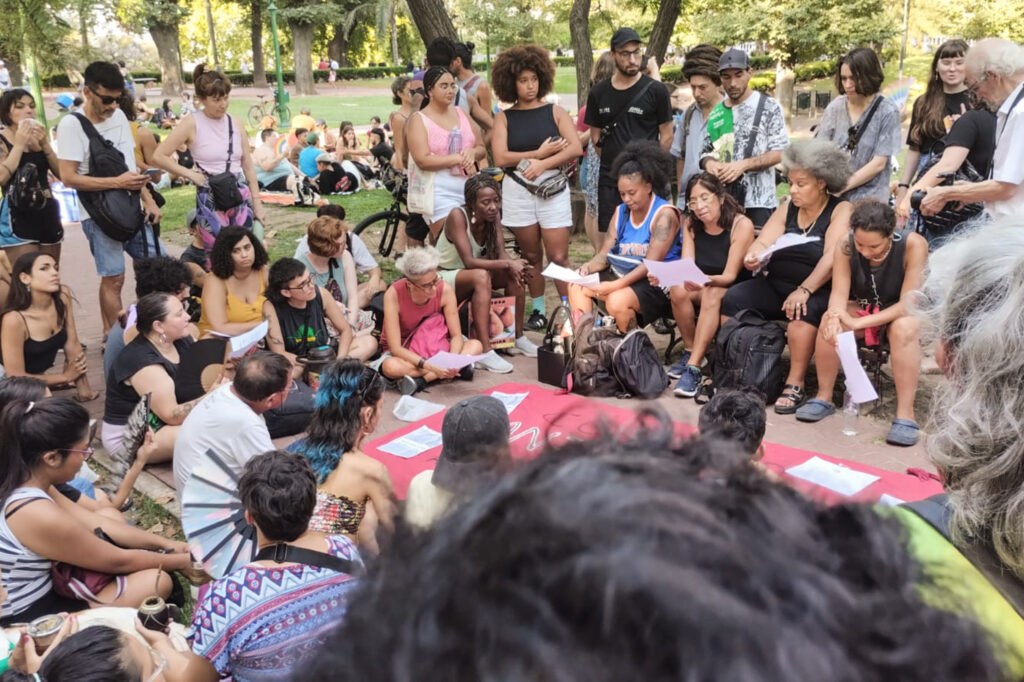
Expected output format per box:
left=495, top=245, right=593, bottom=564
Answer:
left=513, top=335, right=539, bottom=358
left=475, top=350, right=514, bottom=374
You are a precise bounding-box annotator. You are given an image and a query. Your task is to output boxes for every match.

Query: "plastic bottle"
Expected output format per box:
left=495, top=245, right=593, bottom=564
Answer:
left=447, top=126, right=463, bottom=176
left=842, top=391, right=859, bottom=436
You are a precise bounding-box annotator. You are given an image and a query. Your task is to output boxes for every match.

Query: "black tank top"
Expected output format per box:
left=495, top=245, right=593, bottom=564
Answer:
left=767, top=196, right=843, bottom=285
left=505, top=104, right=560, bottom=152
left=274, top=288, right=330, bottom=356
left=849, top=230, right=908, bottom=309
left=0, top=134, right=62, bottom=244
left=0, top=310, right=67, bottom=374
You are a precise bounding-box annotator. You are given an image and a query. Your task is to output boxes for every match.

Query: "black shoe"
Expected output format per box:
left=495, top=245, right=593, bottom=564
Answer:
left=525, top=309, right=548, bottom=331
left=652, top=317, right=673, bottom=335
left=458, top=365, right=475, bottom=381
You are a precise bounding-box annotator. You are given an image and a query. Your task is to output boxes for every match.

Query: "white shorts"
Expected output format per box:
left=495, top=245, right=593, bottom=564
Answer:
left=501, top=171, right=572, bottom=229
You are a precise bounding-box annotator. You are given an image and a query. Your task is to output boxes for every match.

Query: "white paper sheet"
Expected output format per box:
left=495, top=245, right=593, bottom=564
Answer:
left=427, top=351, right=487, bottom=370
left=643, top=257, right=711, bottom=287
left=392, top=395, right=446, bottom=422
left=785, top=456, right=880, bottom=496
left=757, top=233, right=821, bottom=262
left=877, top=493, right=906, bottom=507
left=490, top=391, right=529, bottom=414
left=376, top=425, right=443, bottom=459
left=228, top=320, right=269, bottom=359
left=836, top=331, right=879, bottom=403
left=541, top=263, right=600, bottom=288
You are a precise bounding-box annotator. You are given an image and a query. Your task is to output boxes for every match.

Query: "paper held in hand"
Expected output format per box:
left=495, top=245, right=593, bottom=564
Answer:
left=209, top=320, right=270, bottom=359
left=427, top=351, right=487, bottom=370
left=757, top=233, right=821, bottom=262
left=541, top=263, right=599, bottom=288
left=643, top=257, right=711, bottom=287
left=836, top=331, right=879, bottom=403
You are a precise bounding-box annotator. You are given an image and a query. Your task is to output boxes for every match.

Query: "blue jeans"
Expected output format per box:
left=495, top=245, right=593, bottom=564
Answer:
left=81, top=218, right=165, bottom=277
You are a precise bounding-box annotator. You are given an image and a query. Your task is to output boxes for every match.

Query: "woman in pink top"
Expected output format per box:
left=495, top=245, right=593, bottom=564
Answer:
left=152, top=64, right=265, bottom=254
left=405, top=66, right=486, bottom=237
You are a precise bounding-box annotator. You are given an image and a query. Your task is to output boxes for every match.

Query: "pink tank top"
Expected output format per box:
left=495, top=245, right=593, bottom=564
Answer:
left=192, top=111, right=243, bottom=174
left=420, top=108, right=474, bottom=157
left=382, top=278, right=445, bottom=353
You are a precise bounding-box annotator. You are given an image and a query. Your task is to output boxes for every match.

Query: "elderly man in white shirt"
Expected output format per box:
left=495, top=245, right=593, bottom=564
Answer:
left=921, top=38, right=1024, bottom=221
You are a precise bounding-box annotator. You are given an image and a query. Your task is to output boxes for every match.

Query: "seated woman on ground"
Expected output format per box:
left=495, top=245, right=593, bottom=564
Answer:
left=137, top=450, right=364, bottom=682
left=288, top=359, right=395, bottom=553
left=197, top=226, right=269, bottom=338
left=0, top=398, right=191, bottom=626
left=263, top=258, right=378, bottom=375
left=296, top=215, right=368, bottom=332
left=308, top=203, right=386, bottom=308
left=795, top=200, right=927, bottom=445
left=433, top=172, right=536, bottom=370
left=0, top=252, right=97, bottom=402
left=104, top=293, right=215, bottom=464
left=655, top=173, right=754, bottom=397
left=568, top=141, right=683, bottom=333
left=378, top=247, right=484, bottom=395
left=720, top=138, right=853, bottom=414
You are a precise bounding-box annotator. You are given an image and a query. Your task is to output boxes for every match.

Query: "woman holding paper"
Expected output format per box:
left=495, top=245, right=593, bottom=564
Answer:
left=377, top=247, right=484, bottom=396
left=104, top=292, right=218, bottom=462
left=568, top=141, right=682, bottom=333
left=721, top=139, right=853, bottom=414
left=796, top=201, right=926, bottom=445
left=652, top=173, right=754, bottom=398
left=197, top=227, right=270, bottom=338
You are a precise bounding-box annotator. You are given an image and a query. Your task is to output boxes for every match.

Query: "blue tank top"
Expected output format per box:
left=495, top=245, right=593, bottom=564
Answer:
left=608, top=195, right=682, bottom=275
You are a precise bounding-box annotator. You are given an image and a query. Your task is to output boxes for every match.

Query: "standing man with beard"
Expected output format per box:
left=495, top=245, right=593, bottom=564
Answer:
left=585, top=28, right=673, bottom=236
left=671, top=44, right=724, bottom=208
left=700, top=49, right=789, bottom=230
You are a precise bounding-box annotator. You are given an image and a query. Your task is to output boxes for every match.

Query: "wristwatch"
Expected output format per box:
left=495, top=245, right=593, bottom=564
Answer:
left=417, top=358, right=426, bottom=369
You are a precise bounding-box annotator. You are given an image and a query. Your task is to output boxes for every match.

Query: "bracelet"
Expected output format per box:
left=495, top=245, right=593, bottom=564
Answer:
left=798, top=286, right=812, bottom=296
left=897, top=183, right=910, bottom=189
left=417, top=358, right=425, bottom=370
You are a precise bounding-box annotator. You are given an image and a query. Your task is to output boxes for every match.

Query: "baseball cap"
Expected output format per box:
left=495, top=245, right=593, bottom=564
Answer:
left=432, top=395, right=510, bottom=492
left=305, top=131, right=319, bottom=145
left=315, top=152, right=333, bottom=164
left=719, top=48, right=750, bottom=71
left=610, top=28, right=642, bottom=50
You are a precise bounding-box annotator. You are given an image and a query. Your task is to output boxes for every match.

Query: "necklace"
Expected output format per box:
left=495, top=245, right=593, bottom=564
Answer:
left=796, top=199, right=828, bottom=236
left=868, top=238, right=893, bottom=264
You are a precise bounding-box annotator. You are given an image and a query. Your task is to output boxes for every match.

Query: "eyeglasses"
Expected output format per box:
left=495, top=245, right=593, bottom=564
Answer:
left=616, top=48, right=642, bottom=59
left=966, top=74, right=987, bottom=96
left=409, top=275, right=440, bottom=292
left=62, top=446, right=95, bottom=460
left=88, top=87, right=122, bottom=105
left=686, top=194, right=716, bottom=210
left=287, top=277, right=315, bottom=290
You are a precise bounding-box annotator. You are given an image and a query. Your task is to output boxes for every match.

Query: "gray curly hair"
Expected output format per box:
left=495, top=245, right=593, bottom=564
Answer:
left=912, top=216, right=1024, bottom=577
left=396, top=246, right=441, bottom=279
left=782, top=138, right=852, bottom=194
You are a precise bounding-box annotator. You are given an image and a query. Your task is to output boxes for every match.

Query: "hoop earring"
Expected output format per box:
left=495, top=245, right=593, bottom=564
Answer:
left=159, top=332, right=167, bottom=345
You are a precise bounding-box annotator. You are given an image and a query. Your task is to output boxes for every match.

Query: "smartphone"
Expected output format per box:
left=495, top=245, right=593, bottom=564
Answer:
left=144, top=168, right=162, bottom=178
left=516, top=158, right=531, bottom=172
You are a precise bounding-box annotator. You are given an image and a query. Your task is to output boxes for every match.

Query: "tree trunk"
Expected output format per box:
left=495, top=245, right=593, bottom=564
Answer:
left=204, top=0, right=221, bottom=69
left=646, top=0, right=680, bottom=66
left=404, top=0, right=456, bottom=47
left=569, top=0, right=592, bottom=111
left=328, top=27, right=349, bottom=68
left=150, top=23, right=184, bottom=97
left=290, top=19, right=316, bottom=95
left=6, top=54, right=23, bottom=89
left=389, top=0, right=398, bottom=65
left=776, top=61, right=795, bottom=123
left=250, top=0, right=267, bottom=88
left=78, top=0, right=90, bottom=54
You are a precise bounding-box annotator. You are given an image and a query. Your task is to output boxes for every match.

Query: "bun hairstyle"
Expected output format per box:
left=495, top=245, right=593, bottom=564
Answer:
left=193, top=63, right=232, bottom=100
left=420, top=66, right=452, bottom=109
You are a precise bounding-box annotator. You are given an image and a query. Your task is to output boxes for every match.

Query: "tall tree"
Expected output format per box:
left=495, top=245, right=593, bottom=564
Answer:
left=249, top=0, right=267, bottom=87
left=569, top=0, right=593, bottom=109
left=117, top=0, right=187, bottom=95
left=404, top=0, right=455, bottom=47
left=278, top=3, right=336, bottom=94
left=204, top=0, right=221, bottom=68
left=646, top=0, right=680, bottom=66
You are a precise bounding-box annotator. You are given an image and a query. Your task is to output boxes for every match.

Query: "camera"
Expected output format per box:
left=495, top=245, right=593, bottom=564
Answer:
left=909, top=172, right=955, bottom=211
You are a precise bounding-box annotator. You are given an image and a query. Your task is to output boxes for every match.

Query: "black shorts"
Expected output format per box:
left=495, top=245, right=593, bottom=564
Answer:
left=629, top=279, right=672, bottom=325
left=260, top=175, right=291, bottom=192
left=405, top=213, right=430, bottom=241
left=744, top=207, right=774, bottom=229
left=721, top=276, right=830, bottom=327
left=597, top=175, right=620, bottom=234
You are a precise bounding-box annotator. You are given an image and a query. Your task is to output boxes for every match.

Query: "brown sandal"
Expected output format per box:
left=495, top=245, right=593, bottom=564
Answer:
left=774, top=384, right=805, bottom=415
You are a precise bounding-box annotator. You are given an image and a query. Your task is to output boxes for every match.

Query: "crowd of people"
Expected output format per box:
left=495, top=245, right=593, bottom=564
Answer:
left=0, top=25, right=1020, bottom=682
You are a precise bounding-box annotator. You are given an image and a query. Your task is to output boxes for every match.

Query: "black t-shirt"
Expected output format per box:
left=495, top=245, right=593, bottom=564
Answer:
left=104, top=335, right=194, bottom=425
left=585, top=76, right=672, bottom=175
left=180, top=244, right=208, bottom=299
left=943, top=109, right=996, bottom=178
left=274, top=289, right=330, bottom=356
left=907, top=90, right=971, bottom=153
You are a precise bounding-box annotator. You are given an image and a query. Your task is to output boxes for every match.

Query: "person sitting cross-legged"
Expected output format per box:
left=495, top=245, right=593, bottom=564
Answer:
left=795, top=200, right=927, bottom=446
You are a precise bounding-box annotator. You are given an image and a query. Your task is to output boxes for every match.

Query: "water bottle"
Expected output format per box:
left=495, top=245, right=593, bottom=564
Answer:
left=842, top=391, right=859, bottom=436
left=447, top=126, right=463, bottom=176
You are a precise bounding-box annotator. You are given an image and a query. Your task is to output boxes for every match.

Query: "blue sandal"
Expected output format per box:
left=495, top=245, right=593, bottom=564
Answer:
left=886, top=419, right=920, bottom=446
left=795, top=398, right=836, bottom=422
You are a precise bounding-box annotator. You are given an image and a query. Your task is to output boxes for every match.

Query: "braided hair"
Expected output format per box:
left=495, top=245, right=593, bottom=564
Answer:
left=464, top=172, right=503, bottom=261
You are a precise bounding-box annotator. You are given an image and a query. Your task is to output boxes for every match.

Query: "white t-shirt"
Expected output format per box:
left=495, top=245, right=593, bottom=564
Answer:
left=294, top=233, right=378, bottom=274
left=172, top=384, right=274, bottom=493
left=990, top=81, right=1024, bottom=221
left=55, top=108, right=138, bottom=221
left=403, top=469, right=453, bottom=529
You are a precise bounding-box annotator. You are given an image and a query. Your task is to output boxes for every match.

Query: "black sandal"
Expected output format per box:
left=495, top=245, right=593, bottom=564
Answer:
left=774, top=384, right=805, bottom=415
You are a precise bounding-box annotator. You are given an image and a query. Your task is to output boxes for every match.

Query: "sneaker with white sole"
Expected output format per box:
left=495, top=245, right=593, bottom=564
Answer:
left=513, top=335, right=539, bottom=357
left=666, top=351, right=693, bottom=379
left=475, top=350, right=514, bottom=373
left=673, top=366, right=702, bottom=397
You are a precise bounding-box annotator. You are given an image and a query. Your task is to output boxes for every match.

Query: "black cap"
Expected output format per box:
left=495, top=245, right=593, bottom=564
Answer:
left=719, top=48, right=750, bottom=71
left=610, top=27, right=642, bottom=50
left=432, top=395, right=510, bottom=492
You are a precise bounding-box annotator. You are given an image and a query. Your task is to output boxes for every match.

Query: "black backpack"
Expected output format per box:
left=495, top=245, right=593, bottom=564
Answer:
left=565, top=312, right=622, bottom=397
left=711, top=309, right=786, bottom=402
left=71, top=113, right=145, bottom=242
left=612, top=329, right=667, bottom=399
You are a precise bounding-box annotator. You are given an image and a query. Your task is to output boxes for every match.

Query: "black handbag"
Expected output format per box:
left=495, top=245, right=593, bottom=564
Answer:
left=200, top=115, right=244, bottom=211
left=536, top=303, right=573, bottom=388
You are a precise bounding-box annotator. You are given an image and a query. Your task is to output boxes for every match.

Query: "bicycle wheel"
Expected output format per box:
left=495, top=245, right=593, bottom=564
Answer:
left=247, top=104, right=265, bottom=128
left=354, top=208, right=407, bottom=260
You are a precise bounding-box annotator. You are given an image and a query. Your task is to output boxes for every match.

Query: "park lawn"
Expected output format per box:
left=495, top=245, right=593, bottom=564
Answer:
left=224, top=94, right=396, bottom=133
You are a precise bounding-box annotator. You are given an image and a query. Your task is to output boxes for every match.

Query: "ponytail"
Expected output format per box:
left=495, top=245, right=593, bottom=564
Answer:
left=0, top=398, right=90, bottom=504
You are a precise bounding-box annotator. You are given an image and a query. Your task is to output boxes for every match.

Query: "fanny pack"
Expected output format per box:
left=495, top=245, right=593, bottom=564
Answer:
left=198, top=115, right=244, bottom=211
left=504, top=168, right=568, bottom=199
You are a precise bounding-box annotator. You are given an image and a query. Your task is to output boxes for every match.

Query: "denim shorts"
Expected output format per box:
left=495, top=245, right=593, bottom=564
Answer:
left=81, top=218, right=166, bottom=277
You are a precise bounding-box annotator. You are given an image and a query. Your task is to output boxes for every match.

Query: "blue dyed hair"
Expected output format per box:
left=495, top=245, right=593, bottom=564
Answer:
left=293, top=359, right=384, bottom=483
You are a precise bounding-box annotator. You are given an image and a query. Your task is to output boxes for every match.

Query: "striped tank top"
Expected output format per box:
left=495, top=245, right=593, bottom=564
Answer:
left=0, top=488, right=55, bottom=617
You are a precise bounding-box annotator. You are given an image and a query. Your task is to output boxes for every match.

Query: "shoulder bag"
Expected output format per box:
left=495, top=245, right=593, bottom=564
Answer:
left=723, top=93, right=767, bottom=207
left=595, top=78, right=656, bottom=149
left=70, top=113, right=144, bottom=242
left=197, top=115, right=243, bottom=211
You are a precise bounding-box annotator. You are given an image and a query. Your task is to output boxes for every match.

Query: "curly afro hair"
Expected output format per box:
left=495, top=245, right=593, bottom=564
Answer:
left=209, top=226, right=269, bottom=280
left=610, top=140, right=674, bottom=199
left=490, top=45, right=556, bottom=104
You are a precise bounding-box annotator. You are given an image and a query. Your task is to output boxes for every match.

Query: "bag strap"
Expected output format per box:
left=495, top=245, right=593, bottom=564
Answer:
left=743, top=93, right=768, bottom=161
left=71, top=112, right=104, bottom=145
left=677, top=103, right=698, bottom=161
left=503, top=168, right=542, bottom=196
left=608, top=78, right=656, bottom=132
left=849, top=95, right=883, bottom=154
left=224, top=115, right=234, bottom=173
left=903, top=494, right=1024, bottom=618
left=254, top=542, right=364, bottom=576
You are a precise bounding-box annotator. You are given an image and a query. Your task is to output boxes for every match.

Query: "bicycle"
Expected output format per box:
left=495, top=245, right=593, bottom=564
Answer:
left=352, top=162, right=407, bottom=260
left=247, top=93, right=291, bottom=129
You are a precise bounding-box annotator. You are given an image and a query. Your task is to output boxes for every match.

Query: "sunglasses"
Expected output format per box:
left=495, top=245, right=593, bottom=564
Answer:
left=88, top=87, right=122, bottom=105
